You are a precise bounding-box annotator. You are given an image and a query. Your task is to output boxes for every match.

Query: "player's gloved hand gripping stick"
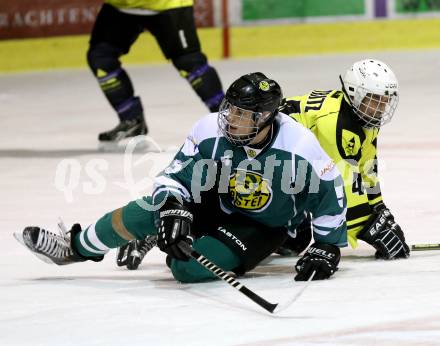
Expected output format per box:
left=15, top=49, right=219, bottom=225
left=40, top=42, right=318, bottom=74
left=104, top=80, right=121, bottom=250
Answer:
left=156, top=199, right=194, bottom=261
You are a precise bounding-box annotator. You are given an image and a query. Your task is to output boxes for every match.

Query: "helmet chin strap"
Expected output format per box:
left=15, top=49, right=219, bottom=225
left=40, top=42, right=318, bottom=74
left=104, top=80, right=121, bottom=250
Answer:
left=339, top=75, right=355, bottom=108
left=339, top=75, right=371, bottom=127
left=248, top=122, right=274, bottom=149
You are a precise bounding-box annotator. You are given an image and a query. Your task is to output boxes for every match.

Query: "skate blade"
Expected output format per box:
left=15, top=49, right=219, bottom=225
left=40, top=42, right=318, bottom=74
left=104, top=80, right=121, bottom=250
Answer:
left=127, top=255, right=142, bottom=270
left=13, top=232, right=55, bottom=265
left=98, top=135, right=162, bottom=153
left=116, top=247, right=129, bottom=267
left=13, top=232, right=26, bottom=246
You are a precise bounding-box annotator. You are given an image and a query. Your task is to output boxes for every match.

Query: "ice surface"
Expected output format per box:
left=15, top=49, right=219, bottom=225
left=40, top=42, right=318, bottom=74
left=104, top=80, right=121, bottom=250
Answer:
left=1, top=51, right=440, bottom=345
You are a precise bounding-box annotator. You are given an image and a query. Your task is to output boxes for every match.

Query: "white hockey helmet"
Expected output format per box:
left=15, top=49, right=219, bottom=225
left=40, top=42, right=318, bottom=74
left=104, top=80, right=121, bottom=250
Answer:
left=341, top=59, right=399, bottom=128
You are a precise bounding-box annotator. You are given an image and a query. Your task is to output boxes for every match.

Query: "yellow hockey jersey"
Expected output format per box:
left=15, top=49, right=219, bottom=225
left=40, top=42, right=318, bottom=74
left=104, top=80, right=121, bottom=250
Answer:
left=281, top=90, right=383, bottom=247
left=106, top=0, right=193, bottom=11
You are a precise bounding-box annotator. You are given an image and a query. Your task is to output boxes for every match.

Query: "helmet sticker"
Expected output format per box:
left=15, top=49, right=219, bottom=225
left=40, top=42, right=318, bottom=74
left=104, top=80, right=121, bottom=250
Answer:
left=259, top=81, right=270, bottom=91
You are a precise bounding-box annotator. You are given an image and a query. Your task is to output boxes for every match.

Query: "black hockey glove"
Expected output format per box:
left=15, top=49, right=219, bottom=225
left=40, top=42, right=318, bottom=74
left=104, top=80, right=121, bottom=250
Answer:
left=157, top=199, right=194, bottom=261
left=357, top=205, right=410, bottom=260
left=295, top=243, right=340, bottom=281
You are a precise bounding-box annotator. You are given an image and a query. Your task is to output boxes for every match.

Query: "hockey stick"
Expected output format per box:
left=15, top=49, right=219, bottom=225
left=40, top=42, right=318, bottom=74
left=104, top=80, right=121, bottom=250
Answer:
left=411, top=243, right=440, bottom=251
left=274, top=270, right=316, bottom=313
left=179, top=241, right=278, bottom=313
left=179, top=242, right=315, bottom=314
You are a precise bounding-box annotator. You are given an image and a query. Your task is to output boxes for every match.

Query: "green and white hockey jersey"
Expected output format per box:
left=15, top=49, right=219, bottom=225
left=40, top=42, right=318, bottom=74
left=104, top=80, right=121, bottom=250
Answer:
left=153, top=113, right=348, bottom=247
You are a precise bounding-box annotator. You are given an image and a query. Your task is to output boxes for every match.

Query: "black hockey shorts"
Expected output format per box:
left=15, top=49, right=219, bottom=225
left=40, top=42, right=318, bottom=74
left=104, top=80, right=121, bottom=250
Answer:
left=190, top=197, right=288, bottom=276
left=90, top=4, right=202, bottom=58
left=208, top=214, right=289, bottom=276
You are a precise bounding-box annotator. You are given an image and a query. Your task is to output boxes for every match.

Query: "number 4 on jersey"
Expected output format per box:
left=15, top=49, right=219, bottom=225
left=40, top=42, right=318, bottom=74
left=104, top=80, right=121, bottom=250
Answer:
left=352, top=173, right=365, bottom=195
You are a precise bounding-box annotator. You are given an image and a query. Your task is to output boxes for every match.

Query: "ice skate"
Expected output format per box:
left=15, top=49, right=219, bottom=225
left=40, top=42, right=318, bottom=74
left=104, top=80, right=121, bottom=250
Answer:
left=14, top=223, right=102, bottom=265
left=116, top=235, right=157, bottom=270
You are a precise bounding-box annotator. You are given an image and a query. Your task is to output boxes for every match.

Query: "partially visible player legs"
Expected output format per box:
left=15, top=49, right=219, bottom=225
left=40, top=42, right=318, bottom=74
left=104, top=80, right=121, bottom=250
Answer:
left=172, top=52, right=224, bottom=112
left=86, top=4, right=147, bottom=143
left=149, top=6, right=224, bottom=112
left=87, top=42, right=147, bottom=142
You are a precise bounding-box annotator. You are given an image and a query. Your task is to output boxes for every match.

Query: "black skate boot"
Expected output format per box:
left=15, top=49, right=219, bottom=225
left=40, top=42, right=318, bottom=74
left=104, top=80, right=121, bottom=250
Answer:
left=116, top=235, right=157, bottom=270
left=14, top=223, right=103, bottom=265
left=98, top=116, right=148, bottom=142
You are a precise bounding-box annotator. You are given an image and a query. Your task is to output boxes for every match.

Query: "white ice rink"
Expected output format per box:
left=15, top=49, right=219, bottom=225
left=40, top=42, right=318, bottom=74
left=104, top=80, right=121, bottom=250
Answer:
left=1, top=51, right=440, bottom=345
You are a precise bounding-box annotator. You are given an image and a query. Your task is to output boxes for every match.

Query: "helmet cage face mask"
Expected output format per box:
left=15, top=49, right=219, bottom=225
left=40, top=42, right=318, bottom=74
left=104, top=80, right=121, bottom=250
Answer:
left=353, top=88, right=399, bottom=128
left=341, top=59, right=399, bottom=129
left=218, top=99, right=271, bottom=146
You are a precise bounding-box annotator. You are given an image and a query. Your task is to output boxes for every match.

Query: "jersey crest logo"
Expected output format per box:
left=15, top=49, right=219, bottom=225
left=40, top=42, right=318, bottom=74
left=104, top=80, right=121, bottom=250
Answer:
left=342, top=129, right=361, bottom=157
left=228, top=170, right=272, bottom=211
left=246, top=149, right=257, bottom=158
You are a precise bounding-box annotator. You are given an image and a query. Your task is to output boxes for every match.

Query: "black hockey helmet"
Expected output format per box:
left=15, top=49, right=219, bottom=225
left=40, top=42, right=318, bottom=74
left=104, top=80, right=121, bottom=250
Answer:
left=218, top=72, right=283, bottom=146
left=225, top=72, right=282, bottom=118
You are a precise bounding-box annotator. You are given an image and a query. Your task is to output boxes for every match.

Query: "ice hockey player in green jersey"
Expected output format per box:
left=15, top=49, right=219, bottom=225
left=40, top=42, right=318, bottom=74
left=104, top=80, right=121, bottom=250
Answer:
left=279, top=59, right=410, bottom=260
left=15, top=72, right=347, bottom=282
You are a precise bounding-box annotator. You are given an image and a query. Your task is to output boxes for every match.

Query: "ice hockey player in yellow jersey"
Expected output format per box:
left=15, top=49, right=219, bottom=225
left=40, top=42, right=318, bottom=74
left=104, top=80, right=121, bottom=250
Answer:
left=280, top=59, right=410, bottom=260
